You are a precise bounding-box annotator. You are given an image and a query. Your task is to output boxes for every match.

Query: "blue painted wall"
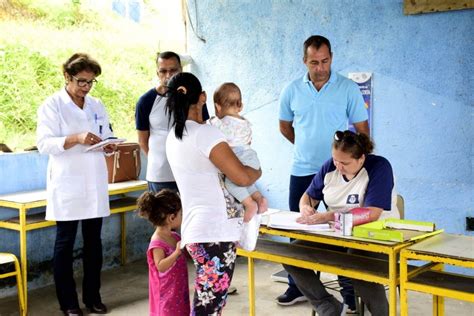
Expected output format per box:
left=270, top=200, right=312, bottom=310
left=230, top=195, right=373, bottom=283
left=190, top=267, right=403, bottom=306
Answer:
left=0, top=152, right=152, bottom=296
left=185, top=1, right=473, bottom=235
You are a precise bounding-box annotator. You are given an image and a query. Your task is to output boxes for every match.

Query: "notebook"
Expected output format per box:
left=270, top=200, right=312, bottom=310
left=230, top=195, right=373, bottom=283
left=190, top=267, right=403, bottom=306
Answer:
left=267, top=211, right=333, bottom=232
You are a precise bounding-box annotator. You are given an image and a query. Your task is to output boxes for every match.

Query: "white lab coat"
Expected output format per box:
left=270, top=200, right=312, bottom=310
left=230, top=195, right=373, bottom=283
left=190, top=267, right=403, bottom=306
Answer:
left=37, top=88, right=114, bottom=221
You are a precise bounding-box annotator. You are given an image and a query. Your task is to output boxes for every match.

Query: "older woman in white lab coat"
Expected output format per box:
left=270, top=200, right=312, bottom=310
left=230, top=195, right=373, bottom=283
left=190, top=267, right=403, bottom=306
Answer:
left=37, top=53, right=114, bottom=316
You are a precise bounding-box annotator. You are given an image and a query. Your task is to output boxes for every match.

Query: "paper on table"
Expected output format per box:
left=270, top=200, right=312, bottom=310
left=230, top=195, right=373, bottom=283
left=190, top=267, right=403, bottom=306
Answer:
left=85, top=138, right=126, bottom=152
left=267, top=211, right=333, bottom=232
left=260, top=208, right=284, bottom=226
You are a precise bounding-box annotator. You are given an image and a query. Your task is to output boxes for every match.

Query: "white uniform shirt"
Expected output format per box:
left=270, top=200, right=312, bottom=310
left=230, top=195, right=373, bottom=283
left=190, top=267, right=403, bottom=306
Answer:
left=37, top=88, right=113, bottom=221
left=146, top=96, right=174, bottom=182
left=166, top=121, right=243, bottom=247
left=135, top=90, right=174, bottom=182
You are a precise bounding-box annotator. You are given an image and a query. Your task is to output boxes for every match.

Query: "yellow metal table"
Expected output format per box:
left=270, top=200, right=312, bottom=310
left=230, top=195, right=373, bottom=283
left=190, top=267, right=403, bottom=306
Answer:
left=0, top=180, right=147, bottom=308
left=238, top=224, right=419, bottom=316
left=400, top=233, right=474, bottom=316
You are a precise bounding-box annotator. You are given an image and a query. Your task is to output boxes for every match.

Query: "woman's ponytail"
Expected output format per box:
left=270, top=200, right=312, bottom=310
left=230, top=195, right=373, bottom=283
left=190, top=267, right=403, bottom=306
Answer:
left=167, top=89, right=191, bottom=139
left=165, top=73, right=203, bottom=140
left=356, top=133, right=374, bottom=155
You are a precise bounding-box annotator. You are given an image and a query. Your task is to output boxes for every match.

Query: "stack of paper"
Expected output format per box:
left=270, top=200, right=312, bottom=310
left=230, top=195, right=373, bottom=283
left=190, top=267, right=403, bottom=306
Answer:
left=353, top=219, right=441, bottom=242
left=384, top=218, right=435, bottom=232
left=267, top=211, right=333, bottom=232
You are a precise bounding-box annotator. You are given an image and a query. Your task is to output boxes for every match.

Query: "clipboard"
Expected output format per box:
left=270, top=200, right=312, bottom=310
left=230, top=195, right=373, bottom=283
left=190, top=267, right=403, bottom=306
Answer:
left=85, top=138, right=126, bottom=152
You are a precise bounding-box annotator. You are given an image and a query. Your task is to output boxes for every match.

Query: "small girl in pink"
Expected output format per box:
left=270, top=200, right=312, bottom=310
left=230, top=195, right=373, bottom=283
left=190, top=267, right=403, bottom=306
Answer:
left=137, top=189, right=190, bottom=316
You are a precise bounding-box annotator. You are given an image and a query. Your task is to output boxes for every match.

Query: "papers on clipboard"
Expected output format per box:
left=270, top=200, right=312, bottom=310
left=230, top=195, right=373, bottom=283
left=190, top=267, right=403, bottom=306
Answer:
left=267, top=211, right=333, bottom=232
left=85, top=138, right=126, bottom=152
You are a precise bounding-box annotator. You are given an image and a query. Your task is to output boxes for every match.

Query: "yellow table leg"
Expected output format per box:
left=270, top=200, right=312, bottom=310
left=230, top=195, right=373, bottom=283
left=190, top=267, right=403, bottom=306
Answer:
left=437, top=296, right=444, bottom=316
left=248, top=257, right=255, bottom=316
left=388, top=251, right=397, bottom=316
left=400, top=253, right=408, bottom=316
left=121, top=213, right=126, bottom=265
left=433, top=295, right=444, bottom=316
left=432, top=263, right=444, bottom=316
left=19, top=206, right=28, bottom=309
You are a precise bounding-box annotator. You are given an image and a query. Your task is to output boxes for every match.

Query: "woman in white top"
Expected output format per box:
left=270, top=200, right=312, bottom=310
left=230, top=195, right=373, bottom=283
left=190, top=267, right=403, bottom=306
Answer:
left=37, top=53, right=114, bottom=316
left=165, top=73, right=261, bottom=315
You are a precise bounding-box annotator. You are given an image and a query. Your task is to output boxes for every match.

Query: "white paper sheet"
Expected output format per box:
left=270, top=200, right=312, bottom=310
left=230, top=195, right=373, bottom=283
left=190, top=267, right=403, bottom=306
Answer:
left=85, top=138, right=126, bottom=152
left=267, top=211, right=333, bottom=232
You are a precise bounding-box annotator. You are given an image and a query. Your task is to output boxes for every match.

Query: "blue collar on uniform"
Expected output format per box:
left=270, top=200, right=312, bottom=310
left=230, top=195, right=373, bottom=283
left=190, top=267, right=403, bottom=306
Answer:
left=302, top=71, right=338, bottom=87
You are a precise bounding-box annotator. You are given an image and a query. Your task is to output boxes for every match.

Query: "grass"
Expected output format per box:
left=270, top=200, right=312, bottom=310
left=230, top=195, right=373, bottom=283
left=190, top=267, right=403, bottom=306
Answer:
left=0, top=0, right=184, bottom=151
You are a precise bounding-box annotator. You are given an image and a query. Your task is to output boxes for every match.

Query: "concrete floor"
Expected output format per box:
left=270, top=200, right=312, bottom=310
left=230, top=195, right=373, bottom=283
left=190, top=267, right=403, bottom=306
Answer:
left=0, top=257, right=472, bottom=316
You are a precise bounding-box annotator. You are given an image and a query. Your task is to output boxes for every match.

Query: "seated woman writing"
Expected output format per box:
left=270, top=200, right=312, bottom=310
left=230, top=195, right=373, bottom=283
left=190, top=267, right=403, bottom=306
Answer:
left=284, top=130, right=399, bottom=316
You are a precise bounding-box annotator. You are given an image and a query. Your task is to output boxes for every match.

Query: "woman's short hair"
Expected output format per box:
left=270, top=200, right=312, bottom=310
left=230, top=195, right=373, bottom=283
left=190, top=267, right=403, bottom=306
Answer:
left=62, top=53, right=101, bottom=76
left=333, top=130, right=374, bottom=159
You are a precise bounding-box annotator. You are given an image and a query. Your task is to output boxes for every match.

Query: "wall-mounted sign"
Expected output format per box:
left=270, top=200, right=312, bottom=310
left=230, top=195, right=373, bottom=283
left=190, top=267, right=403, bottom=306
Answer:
left=348, top=72, right=373, bottom=134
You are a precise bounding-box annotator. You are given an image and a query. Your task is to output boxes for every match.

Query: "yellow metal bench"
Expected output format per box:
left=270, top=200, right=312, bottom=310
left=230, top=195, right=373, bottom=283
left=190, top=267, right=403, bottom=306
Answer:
left=238, top=237, right=416, bottom=316
left=400, top=233, right=474, bottom=315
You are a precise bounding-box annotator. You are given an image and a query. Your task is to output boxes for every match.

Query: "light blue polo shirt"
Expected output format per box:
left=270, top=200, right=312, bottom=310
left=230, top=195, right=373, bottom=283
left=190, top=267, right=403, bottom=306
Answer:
left=279, top=72, right=368, bottom=176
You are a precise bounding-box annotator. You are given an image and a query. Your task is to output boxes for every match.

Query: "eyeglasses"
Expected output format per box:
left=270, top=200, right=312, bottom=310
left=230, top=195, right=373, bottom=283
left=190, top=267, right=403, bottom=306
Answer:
left=72, top=75, right=98, bottom=87
left=334, top=130, right=361, bottom=147
left=158, top=68, right=180, bottom=75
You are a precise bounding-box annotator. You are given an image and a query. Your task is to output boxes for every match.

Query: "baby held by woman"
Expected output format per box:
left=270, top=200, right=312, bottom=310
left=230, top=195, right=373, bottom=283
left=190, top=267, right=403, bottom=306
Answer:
left=209, top=82, right=268, bottom=222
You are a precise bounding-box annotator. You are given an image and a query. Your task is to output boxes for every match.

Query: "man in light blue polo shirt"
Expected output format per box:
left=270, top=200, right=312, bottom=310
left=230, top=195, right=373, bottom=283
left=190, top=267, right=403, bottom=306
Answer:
left=277, top=35, right=369, bottom=308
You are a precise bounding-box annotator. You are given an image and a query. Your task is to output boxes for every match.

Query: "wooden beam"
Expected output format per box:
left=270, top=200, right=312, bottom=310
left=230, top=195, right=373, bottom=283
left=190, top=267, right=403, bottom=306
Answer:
left=404, top=0, right=474, bottom=15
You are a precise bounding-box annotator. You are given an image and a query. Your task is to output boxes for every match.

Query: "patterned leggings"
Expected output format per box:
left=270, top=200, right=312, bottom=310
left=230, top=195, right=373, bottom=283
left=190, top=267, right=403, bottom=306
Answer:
left=186, top=242, right=237, bottom=316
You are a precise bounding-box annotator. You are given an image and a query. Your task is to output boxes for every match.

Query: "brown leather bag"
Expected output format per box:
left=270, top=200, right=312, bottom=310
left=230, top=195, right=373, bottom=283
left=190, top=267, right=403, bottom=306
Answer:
left=106, top=143, right=141, bottom=183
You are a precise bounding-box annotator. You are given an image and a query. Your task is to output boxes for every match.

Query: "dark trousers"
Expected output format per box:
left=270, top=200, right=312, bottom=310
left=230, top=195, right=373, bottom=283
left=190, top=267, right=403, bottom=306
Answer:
left=287, top=174, right=316, bottom=295
left=284, top=243, right=388, bottom=315
left=287, top=175, right=356, bottom=309
left=53, top=218, right=103, bottom=311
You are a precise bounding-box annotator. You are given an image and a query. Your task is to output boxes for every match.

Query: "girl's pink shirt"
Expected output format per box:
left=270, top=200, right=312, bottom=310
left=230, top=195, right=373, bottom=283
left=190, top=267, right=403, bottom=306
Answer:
left=147, top=232, right=190, bottom=316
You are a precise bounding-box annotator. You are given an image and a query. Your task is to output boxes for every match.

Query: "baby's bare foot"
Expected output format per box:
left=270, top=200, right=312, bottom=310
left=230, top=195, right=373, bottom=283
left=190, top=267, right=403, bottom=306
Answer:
left=243, top=200, right=258, bottom=223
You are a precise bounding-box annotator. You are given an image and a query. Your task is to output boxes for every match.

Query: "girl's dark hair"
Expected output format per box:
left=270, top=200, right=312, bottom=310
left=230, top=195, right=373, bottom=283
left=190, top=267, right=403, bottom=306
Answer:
left=137, top=189, right=181, bottom=226
left=213, top=82, right=242, bottom=108
left=333, top=130, right=374, bottom=159
left=165, top=72, right=202, bottom=139
left=62, top=53, right=101, bottom=76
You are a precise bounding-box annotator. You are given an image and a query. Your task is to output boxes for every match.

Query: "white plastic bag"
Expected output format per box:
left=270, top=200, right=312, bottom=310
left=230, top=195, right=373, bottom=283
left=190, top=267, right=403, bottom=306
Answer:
left=238, top=214, right=261, bottom=251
